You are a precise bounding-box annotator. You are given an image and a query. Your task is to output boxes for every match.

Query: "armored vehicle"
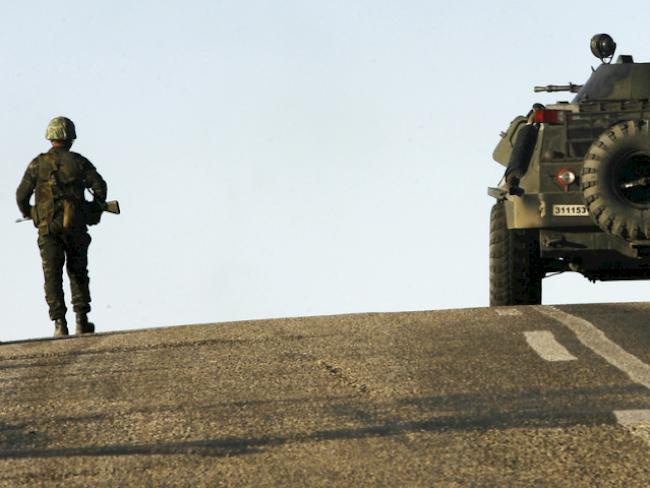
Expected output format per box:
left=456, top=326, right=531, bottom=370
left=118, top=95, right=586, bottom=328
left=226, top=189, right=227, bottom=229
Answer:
left=489, top=34, right=650, bottom=306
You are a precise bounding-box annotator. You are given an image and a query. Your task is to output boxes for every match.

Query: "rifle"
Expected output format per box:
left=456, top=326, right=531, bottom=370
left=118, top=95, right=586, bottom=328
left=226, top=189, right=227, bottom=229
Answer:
left=15, top=198, right=121, bottom=223
left=98, top=199, right=121, bottom=215
left=88, top=189, right=120, bottom=215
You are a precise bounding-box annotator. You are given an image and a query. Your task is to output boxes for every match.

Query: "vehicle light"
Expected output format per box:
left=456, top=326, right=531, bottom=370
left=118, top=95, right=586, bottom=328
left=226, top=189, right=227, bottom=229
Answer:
left=556, top=168, right=576, bottom=189
left=533, top=109, right=565, bottom=125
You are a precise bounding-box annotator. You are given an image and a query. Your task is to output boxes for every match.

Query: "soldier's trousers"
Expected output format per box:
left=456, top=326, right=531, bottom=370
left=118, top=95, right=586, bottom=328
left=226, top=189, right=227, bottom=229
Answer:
left=37, top=231, right=92, bottom=320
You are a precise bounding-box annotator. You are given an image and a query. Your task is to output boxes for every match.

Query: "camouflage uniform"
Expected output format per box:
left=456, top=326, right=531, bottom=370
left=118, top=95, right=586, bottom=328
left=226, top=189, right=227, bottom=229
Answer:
left=16, top=146, right=107, bottom=323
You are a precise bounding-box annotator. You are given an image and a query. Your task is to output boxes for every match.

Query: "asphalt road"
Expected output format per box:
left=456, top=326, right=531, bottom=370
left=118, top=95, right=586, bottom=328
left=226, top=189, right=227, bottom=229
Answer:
left=3, top=304, right=650, bottom=486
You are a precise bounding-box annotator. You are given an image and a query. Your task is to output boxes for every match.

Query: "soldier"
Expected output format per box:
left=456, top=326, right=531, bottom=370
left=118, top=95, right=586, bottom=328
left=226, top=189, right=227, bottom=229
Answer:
left=16, top=117, right=107, bottom=337
left=504, top=103, right=544, bottom=195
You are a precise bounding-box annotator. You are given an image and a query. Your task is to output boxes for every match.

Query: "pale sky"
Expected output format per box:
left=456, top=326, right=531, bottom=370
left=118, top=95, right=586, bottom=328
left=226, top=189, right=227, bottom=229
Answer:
left=2, top=1, right=650, bottom=341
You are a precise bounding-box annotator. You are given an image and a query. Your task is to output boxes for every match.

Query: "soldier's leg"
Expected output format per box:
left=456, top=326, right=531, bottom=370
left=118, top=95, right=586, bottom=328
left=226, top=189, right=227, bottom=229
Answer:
left=37, top=234, right=67, bottom=321
left=64, top=231, right=92, bottom=316
left=65, top=231, right=95, bottom=334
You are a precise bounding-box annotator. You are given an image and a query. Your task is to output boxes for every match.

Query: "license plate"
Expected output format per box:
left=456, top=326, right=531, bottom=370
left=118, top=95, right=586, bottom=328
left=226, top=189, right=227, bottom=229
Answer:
left=552, top=204, right=588, bottom=216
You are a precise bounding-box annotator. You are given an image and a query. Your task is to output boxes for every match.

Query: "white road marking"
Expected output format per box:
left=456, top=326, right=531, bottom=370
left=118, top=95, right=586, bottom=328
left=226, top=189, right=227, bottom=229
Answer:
left=535, top=305, right=650, bottom=445
left=614, top=410, right=650, bottom=445
left=495, top=308, right=522, bottom=316
left=524, top=330, right=577, bottom=362
left=533, top=306, right=650, bottom=389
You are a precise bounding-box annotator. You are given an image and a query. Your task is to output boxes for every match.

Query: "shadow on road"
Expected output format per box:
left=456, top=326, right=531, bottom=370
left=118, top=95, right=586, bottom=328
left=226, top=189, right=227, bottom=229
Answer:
left=0, top=383, right=645, bottom=460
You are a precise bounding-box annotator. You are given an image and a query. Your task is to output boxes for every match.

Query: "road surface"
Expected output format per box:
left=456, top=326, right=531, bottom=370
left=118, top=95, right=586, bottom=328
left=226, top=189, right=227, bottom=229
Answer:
left=2, top=304, right=650, bottom=486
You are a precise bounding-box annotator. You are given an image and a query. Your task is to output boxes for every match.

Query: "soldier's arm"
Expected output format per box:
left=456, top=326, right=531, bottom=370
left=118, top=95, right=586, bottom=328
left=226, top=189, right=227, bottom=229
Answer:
left=15, top=160, right=38, bottom=218
left=82, top=159, right=108, bottom=203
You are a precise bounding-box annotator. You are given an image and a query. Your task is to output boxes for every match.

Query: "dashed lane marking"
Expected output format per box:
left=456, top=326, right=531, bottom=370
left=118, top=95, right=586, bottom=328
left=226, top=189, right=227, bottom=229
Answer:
left=533, top=305, right=650, bottom=389
left=535, top=305, right=650, bottom=445
left=495, top=308, right=522, bottom=316
left=614, top=410, right=650, bottom=445
left=524, top=330, right=577, bottom=362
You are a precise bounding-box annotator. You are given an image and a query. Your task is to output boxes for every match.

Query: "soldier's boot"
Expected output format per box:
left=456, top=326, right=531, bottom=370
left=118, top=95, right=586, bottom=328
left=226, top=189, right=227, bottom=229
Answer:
left=75, top=313, right=95, bottom=335
left=54, top=318, right=69, bottom=337
left=507, top=175, right=524, bottom=197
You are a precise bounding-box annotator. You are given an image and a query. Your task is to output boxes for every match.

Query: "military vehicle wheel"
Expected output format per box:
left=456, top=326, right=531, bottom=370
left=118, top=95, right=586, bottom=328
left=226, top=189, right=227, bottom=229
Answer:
left=489, top=202, right=542, bottom=306
left=582, top=120, right=650, bottom=240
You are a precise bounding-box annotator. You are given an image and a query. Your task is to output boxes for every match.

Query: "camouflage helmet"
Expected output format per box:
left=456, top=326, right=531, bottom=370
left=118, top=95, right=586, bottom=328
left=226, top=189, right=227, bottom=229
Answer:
left=45, top=116, right=76, bottom=141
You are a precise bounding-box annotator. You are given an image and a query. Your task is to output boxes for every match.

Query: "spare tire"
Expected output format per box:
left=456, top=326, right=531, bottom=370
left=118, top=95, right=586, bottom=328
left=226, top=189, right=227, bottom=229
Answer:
left=581, top=119, right=650, bottom=241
